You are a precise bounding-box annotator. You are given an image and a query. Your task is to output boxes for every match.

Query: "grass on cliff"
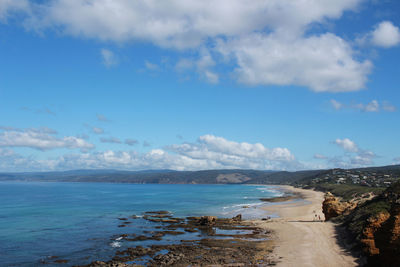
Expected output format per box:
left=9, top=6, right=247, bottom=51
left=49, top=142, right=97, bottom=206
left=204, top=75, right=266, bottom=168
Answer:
left=311, top=183, right=385, bottom=201
left=341, top=198, right=391, bottom=240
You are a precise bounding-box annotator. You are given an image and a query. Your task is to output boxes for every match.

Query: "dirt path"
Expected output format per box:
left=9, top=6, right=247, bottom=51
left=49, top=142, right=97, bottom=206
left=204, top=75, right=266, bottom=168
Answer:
left=255, top=186, right=358, bottom=267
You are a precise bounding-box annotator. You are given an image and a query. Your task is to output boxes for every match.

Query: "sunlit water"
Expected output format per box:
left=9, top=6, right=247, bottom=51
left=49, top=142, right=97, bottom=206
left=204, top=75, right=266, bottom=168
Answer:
left=0, top=182, right=283, bottom=266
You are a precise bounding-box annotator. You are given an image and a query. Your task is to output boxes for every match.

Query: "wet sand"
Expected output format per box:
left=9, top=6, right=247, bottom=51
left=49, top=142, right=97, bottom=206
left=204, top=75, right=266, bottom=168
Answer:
left=255, top=185, right=358, bottom=267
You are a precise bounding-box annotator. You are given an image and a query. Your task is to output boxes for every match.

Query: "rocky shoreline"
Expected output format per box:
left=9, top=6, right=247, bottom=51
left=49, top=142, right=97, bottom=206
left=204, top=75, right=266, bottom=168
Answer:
left=43, top=211, right=276, bottom=266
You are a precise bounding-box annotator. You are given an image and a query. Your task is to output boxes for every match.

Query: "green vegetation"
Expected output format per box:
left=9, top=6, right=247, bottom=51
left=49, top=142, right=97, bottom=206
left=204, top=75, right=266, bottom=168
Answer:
left=343, top=199, right=391, bottom=240
left=0, top=165, right=398, bottom=186
left=311, top=183, right=385, bottom=201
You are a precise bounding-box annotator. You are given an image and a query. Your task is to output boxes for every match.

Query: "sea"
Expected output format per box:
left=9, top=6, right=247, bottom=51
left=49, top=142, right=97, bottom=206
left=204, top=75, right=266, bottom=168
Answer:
left=0, top=182, right=284, bottom=266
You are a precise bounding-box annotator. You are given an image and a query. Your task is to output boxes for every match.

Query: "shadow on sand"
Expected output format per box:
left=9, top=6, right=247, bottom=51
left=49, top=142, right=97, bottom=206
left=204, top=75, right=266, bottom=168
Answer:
left=333, top=223, right=367, bottom=266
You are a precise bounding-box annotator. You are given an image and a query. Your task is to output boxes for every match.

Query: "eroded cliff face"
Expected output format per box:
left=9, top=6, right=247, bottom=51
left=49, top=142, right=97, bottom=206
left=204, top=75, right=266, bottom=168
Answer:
left=370, top=188, right=400, bottom=266
left=360, top=211, right=390, bottom=256
left=322, top=192, right=357, bottom=221
left=331, top=183, right=400, bottom=266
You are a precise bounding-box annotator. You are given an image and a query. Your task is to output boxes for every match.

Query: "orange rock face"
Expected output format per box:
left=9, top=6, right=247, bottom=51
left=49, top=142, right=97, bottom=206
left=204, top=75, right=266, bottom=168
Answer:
left=322, top=192, right=356, bottom=221
left=360, top=212, right=390, bottom=255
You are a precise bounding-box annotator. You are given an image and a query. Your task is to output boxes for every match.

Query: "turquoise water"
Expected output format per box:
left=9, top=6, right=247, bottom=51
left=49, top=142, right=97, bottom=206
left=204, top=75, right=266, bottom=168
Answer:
left=0, top=182, right=282, bottom=266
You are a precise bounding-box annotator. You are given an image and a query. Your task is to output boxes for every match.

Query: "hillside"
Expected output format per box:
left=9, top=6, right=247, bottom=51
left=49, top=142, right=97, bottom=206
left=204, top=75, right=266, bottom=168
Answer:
left=0, top=168, right=322, bottom=184
left=1, top=165, right=399, bottom=185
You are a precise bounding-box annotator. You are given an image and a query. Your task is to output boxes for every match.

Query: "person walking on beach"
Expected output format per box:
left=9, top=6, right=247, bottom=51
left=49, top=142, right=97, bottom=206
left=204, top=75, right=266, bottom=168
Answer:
left=318, top=215, right=321, bottom=222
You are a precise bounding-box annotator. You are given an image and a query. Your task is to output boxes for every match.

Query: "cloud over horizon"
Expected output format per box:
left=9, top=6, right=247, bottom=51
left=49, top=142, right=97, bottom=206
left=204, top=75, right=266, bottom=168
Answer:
left=314, top=138, right=377, bottom=168
left=0, top=134, right=303, bottom=172
left=0, top=127, right=95, bottom=151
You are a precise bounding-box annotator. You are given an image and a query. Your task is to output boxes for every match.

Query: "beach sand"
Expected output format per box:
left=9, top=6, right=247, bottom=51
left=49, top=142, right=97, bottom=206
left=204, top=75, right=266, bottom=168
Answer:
left=255, top=186, right=358, bottom=267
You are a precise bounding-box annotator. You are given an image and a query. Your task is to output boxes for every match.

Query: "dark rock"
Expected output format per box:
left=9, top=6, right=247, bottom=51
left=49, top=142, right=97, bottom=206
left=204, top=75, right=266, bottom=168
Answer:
left=144, top=211, right=170, bottom=215
left=232, top=214, right=242, bottom=221
left=199, top=216, right=217, bottom=226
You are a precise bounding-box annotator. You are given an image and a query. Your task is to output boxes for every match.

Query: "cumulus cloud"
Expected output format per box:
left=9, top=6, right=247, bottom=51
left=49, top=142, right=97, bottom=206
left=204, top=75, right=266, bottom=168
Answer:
left=0, top=134, right=303, bottom=171
left=0, top=0, right=29, bottom=22
left=21, top=0, right=362, bottom=47
left=394, top=157, right=400, bottom=165
left=371, top=21, right=400, bottom=48
left=323, top=138, right=376, bottom=168
left=330, top=99, right=396, bottom=112
left=0, top=127, right=94, bottom=151
left=217, top=33, right=371, bottom=92
left=334, top=138, right=359, bottom=153
left=100, top=48, right=118, bottom=67
left=5, top=0, right=373, bottom=92
left=166, top=135, right=297, bottom=170
left=100, top=137, right=122, bottom=144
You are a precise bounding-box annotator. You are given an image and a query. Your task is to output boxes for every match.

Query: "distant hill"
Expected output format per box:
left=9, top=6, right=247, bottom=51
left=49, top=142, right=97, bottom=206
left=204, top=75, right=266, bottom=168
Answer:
left=0, top=165, right=398, bottom=185
left=0, top=168, right=321, bottom=184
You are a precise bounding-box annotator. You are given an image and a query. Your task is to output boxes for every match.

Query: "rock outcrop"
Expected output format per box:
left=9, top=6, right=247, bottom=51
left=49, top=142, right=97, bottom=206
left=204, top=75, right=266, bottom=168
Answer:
left=322, top=192, right=357, bottom=221
left=199, top=216, right=217, bottom=226
left=340, top=182, right=400, bottom=266
left=360, top=211, right=391, bottom=255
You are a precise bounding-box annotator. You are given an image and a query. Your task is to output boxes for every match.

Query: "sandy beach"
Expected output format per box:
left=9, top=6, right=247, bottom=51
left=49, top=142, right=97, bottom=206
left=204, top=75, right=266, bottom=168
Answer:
left=256, top=186, right=359, bottom=267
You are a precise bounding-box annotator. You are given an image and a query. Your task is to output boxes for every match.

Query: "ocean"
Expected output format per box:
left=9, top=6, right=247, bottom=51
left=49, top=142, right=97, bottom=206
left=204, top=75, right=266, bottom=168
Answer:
left=0, top=182, right=283, bottom=266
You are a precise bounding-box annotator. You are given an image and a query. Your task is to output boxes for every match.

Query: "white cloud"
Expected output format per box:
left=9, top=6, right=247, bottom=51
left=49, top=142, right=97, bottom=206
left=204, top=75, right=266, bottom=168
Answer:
left=394, top=157, right=400, bottom=165
left=330, top=99, right=396, bottom=112
left=327, top=138, right=376, bottom=168
left=371, top=21, right=400, bottom=48
left=100, top=137, right=122, bottom=144
left=334, top=138, right=359, bottom=152
left=217, top=33, right=371, bottom=92
left=8, top=0, right=371, bottom=92
left=166, top=134, right=297, bottom=170
left=0, top=0, right=29, bottom=22
left=100, top=48, right=118, bottom=67
left=0, top=127, right=94, bottom=151
left=203, top=70, right=219, bottom=84
left=330, top=99, right=343, bottom=110
left=363, top=100, right=379, bottom=112
left=22, top=0, right=363, bottom=48
left=0, top=134, right=302, bottom=171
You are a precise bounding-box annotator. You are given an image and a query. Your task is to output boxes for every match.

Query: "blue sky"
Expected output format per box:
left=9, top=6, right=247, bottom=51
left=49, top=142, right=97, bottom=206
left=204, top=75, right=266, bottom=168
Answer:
left=0, top=0, right=399, bottom=172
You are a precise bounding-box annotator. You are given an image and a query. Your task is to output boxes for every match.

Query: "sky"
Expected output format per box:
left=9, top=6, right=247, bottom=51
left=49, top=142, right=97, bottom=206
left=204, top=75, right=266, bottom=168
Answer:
left=0, top=0, right=399, bottom=172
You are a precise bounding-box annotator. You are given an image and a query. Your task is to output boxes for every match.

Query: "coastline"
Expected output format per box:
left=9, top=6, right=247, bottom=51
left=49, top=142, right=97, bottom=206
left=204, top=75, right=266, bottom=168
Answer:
left=255, top=185, right=358, bottom=267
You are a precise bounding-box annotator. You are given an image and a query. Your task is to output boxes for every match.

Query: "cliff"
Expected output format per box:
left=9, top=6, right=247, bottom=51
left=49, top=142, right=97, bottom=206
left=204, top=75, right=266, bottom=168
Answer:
left=322, top=192, right=357, bottom=221
left=322, top=182, right=400, bottom=266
